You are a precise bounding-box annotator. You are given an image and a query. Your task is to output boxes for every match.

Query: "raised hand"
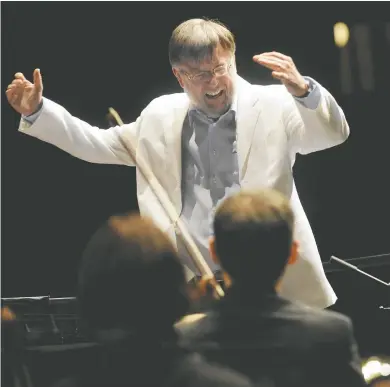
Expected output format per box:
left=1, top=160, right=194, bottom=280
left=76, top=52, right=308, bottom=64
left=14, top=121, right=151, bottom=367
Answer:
left=253, top=52, right=309, bottom=97
left=6, top=69, right=43, bottom=116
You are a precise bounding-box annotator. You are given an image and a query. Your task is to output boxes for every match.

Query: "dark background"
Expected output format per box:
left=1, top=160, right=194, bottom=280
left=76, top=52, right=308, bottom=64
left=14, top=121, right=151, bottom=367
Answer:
left=2, top=2, right=390, bottom=299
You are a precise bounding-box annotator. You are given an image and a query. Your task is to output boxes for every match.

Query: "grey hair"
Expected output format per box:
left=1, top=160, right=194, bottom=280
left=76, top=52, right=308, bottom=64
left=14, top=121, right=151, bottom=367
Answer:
left=168, top=18, right=236, bottom=67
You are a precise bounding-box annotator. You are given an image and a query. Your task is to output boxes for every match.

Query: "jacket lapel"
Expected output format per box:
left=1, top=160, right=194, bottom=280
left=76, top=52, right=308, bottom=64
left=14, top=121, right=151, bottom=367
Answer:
left=236, top=76, right=262, bottom=180
left=164, top=95, right=190, bottom=214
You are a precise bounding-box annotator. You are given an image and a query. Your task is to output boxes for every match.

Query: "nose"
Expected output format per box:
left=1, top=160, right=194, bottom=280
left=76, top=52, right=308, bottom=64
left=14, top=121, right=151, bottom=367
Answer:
left=207, top=74, right=219, bottom=87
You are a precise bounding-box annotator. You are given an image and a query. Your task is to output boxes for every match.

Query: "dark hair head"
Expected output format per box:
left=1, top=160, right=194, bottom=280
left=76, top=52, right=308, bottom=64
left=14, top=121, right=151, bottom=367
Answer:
left=78, top=214, right=188, bottom=333
left=213, top=189, right=295, bottom=290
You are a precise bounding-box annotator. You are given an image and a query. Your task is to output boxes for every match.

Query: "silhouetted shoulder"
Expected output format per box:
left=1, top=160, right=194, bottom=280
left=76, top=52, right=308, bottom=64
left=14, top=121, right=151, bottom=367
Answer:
left=171, top=352, right=254, bottom=387
left=284, top=300, right=354, bottom=340
left=177, top=298, right=364, bottom=386
left=177, top=296, right=355, bottom=351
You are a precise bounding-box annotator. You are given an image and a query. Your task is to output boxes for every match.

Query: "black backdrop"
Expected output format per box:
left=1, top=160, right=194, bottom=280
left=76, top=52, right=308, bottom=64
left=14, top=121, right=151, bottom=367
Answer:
left=2, top=2, right=390, bottom=297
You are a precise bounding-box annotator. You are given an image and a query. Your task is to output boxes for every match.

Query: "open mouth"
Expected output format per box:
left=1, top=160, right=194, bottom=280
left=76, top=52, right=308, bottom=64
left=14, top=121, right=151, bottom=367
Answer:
left=205, top=90, right=224, bottom=99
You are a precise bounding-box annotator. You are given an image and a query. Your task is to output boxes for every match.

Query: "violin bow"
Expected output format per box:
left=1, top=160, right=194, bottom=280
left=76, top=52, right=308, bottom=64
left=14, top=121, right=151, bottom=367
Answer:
left=107, top=108, right=225, bottom=298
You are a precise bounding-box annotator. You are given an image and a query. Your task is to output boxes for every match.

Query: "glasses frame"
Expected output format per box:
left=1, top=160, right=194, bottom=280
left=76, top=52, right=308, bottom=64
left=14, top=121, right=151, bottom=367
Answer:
left=179, top=59, right=233, bottom=84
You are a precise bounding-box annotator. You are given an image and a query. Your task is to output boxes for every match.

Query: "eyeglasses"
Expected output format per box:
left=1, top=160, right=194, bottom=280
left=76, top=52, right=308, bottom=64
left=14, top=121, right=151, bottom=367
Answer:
left=180, top=60, right=233, bottom=84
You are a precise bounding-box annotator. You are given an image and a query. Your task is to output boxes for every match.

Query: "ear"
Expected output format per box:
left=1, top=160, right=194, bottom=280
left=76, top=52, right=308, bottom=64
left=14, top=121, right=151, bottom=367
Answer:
left=209, top=236, right=219, bottom=265
left=275, top=240, right=299, bottom=293
left=208, top=236, right=232, bottom=289
left=287, top=240, right=299, bottom=266
left=232, top=55, right=237, bottom=71
left=172, top=68, right=185, bottom=89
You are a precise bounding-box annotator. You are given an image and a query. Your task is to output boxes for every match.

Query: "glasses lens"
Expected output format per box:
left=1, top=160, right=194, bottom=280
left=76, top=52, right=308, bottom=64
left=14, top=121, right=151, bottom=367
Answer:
left=215, top=65, right=228, bottom=76
left=190, top=62, right=230, bottom=83
left=193, top=73, right=211, bottom=83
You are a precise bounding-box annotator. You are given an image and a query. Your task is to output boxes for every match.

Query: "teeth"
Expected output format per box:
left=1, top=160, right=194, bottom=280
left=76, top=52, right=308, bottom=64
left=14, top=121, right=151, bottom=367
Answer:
left=206, top=90, right=222, bottom=96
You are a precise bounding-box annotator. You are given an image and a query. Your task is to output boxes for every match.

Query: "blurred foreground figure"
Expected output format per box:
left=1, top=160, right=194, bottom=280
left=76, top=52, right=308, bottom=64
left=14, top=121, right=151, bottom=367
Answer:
left=1, top=306, right=34, bottom=387
left=178, top=189, right=366, bottom=387
left=51, top=214, right=252, bottom=387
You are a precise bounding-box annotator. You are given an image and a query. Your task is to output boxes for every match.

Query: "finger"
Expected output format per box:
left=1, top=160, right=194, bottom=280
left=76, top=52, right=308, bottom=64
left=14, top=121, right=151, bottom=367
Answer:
left=254, top=57, right=286, bottom=72
left=253, top=54, right=266, bottom=63
left=14, top=72, right=26, bottom=81
left=254, top=54, right=289, bottom=69
left=265, top=51, right=293, bottom=63
left=23, top=79, right=33, bottom=87
left=263, top=57, right=288, bottom=69
left=6, top=88, right=15, bottom=98
left=272, top=71, right=290, bottom=82
left=6, top=82, right=24, bottom=97
left=33, top=68, right=43, bottom=92
left=12, top=79, right=24, bottom=86
left=6, top=89, right=19, bottom=104
left=254, top=53, right=284, bottom=61
left=257, top=52, right=292, bottom=64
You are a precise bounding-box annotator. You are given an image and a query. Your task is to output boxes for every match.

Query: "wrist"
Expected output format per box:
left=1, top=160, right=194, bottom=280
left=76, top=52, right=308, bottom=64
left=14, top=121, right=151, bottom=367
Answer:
left=294, top=80, right=310, bottom=98
left=27, top=99, right=43, bottom=117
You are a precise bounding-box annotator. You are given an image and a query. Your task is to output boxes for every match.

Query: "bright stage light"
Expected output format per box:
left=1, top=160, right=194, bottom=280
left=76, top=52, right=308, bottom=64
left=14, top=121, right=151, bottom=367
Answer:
left=334, top=22, right=350, bottom=48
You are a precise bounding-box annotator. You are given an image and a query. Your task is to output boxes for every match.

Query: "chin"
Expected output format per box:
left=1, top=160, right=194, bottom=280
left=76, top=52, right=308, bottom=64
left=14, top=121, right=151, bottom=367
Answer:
left=206, top=102, right=231, bottom=118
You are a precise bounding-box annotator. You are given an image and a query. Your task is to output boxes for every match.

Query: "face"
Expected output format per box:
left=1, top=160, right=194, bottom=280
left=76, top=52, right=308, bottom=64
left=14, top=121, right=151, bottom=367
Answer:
left=173, top=45, right=237, bottom=118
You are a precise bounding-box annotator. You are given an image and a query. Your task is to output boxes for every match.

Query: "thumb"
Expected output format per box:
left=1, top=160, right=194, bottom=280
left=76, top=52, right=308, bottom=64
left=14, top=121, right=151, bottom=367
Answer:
left=33, top=68, right=43, bottom=92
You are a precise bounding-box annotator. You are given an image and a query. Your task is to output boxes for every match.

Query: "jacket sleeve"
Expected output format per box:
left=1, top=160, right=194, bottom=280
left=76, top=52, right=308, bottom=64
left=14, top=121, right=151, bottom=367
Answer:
left=284, top=78, right=350, bottom=155
left=18, top=97, right=144, bottom=166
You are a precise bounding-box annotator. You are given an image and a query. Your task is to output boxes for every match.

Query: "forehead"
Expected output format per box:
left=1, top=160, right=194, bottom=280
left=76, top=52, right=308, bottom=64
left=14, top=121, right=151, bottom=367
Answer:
left=182, top=46, right=232, bottom=72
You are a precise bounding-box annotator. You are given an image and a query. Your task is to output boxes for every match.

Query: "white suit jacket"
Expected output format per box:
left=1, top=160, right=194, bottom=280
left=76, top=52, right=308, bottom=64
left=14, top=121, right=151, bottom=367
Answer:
left=19, top=76, right=349, bottom=308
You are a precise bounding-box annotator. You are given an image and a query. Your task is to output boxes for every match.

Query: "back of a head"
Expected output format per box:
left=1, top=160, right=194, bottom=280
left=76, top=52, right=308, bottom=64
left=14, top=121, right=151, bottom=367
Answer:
left=169, top=18, right=236, bottom=66
left=78, top=214, right=188, bottom=333
left=213, top=189, right=295, bottom=290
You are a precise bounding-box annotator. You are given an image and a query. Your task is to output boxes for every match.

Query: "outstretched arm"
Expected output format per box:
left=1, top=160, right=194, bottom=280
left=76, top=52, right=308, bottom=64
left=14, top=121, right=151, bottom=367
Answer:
left=7, top=69, right=139, bottom=166
left=18, top=97, right=139, bottom=166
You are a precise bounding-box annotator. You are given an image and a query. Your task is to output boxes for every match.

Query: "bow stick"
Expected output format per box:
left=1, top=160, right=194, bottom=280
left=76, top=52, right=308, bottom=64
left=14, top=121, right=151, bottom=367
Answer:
left=107, top=107, right=225, bottom=298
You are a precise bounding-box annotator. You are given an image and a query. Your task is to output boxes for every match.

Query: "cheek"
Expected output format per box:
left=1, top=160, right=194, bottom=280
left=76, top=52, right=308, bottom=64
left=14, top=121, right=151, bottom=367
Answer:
left=187, top=85, right=204, bottom=100
left=226, top=77, right=234, bottom=89
left=225, top=78, right=236, bottom=96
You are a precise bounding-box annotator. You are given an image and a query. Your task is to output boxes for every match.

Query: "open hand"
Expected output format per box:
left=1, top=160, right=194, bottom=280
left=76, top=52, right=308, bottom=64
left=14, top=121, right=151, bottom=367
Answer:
left=253, top=52, right=308, bottom=97
left=6, top=69, right=43, bottom=116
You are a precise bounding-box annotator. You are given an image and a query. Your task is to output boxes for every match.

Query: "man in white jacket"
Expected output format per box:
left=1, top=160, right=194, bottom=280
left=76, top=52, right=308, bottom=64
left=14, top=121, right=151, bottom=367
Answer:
left=6, top=18, right=349, bottom=309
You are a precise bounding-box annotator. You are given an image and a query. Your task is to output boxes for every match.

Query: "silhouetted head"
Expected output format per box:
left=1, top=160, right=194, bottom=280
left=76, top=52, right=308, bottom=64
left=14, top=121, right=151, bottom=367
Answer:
left=78, top=214, right=189, bottom=337
left=210, top=189, right=298, bottom=292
